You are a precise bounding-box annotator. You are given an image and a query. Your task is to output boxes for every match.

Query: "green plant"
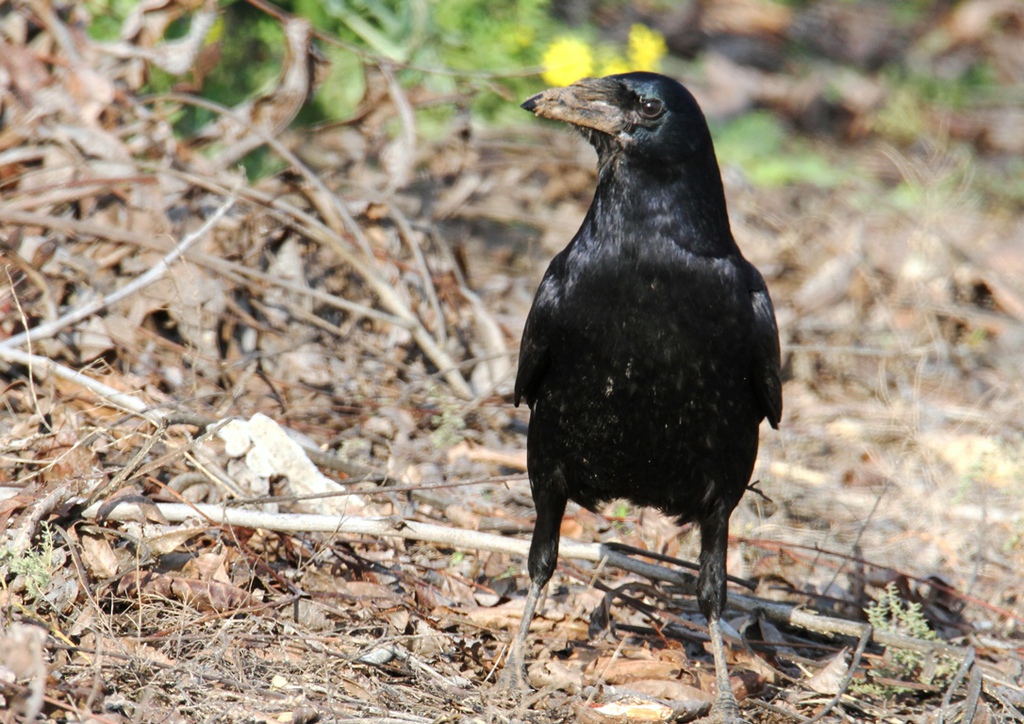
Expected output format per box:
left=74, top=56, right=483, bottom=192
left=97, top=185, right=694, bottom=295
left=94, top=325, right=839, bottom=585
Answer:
left=84, top=0, right=676, bottom=132
left=853, top=583, right=958, bottom=698
left=289, top=0, right=557, bottom=125
left=1, top=523, right=58, bottom=603
left=430, top=399, right=466, bottom=450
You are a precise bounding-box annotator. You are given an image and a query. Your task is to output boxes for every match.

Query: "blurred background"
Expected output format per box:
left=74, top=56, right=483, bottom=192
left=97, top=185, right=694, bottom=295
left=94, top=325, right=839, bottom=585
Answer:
left=1, top=0, right=1023, bottom=721
left=84, top=0, right=1024, bottom=187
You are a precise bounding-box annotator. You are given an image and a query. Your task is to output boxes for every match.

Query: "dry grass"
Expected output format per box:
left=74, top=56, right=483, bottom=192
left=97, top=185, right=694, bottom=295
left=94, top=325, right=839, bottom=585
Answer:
left=1, top=3, right=1023, bottom=723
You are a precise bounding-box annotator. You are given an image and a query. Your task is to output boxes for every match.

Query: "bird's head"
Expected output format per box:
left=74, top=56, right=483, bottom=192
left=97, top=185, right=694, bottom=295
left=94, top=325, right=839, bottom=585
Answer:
left=522, top=72, right=712, bottom=171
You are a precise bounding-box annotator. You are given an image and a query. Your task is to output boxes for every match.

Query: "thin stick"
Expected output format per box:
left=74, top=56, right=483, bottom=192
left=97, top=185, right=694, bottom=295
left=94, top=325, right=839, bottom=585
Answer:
left=146, top=95, right=473, bottom=398
left=390, top=204, right=444, bottom=344
left=75, top=498, right=975, bottom=664
left=80, top=499, right=698, bottom=585
left=0, top=191, right=237, bottom=352
left=960, top=657, right=983, bottom=724
left=380, top=63, right=417, bottom=193
left=937, top=646, right=975, bottom=724
left=802, top=625, right=872, bottom=724
left=0, top=348, right=160, bottom=421
left=727, top=591, right=965, bottom=659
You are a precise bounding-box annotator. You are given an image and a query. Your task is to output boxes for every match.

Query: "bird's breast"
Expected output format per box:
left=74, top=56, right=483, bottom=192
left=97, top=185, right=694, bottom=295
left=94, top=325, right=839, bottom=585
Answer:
left=529, top=250, right=761, bottom=515
left=562, top=251, right=747, bottom=358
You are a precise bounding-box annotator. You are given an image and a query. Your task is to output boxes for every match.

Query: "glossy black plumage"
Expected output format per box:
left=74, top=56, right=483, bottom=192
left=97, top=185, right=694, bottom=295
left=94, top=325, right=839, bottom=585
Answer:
left=503, top=72, right=782, bottom=722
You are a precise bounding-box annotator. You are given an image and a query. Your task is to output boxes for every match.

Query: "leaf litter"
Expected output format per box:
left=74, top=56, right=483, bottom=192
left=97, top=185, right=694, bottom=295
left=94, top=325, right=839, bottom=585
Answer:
left=0, top=1, right=1023, bottom=723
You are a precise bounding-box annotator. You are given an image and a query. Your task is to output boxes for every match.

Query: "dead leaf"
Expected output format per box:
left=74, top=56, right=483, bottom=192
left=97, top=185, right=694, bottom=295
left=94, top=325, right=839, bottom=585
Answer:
left=137, top=524, right=205, bottom=556
left=81, top=534, right=120, bottom=579
left=0, top=494, right=34, bottom=529
left=117, top=569, right=174, bottom=601
left=108, top=635, right=177, bottom=668
left=447, top=440, right=527, bottom=470
left=582, top=695, right=675, bottom=723
left=527, top=659, right=583, bottom=693
left=467, top=291, right=512, bottom=396
left=804, top=648, right=850, bottom=695
left=592, top=658, right=684, bottom=685
left=628, top=678, right=715, bottom=704
left=444, top=504, right=482, bottom=530
left=464, top=597, right=553, bottom=631
left=118, top=561, right=261, bottom=615
left=794, top=251, right=861, bottom=311
left=169, top=577, right=259, bottom=612
left=0, top=622, right=47, bottom=681
left=293, top=599, right=332, bottom=631
left=65, top=67, right=115, bottom=125
left=182, top=550, right=230, bottom=583
left=74, top=316, right=116, bottom=362
left=347, top=580, right=400, bottom=600
left=693, top=666, right=764, bottom=702
left=96, top=487, right=169, bottom=525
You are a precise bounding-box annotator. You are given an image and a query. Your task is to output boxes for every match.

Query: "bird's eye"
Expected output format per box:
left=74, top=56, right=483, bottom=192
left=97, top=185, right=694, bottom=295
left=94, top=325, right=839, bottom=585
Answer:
left=638, top=97, right=664, bottom=119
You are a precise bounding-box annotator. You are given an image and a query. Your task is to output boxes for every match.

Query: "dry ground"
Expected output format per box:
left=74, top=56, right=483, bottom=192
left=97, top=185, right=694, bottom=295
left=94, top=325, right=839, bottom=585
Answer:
left=1, top=3, right=1024, bottom=723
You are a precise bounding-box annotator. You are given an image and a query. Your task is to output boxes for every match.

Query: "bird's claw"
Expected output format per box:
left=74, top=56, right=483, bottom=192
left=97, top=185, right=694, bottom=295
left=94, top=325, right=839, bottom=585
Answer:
left=494, top=667, right=528, bottom=695
left=491, top=667, right=531, bottom=708
left=700, top=693, right=750, bottom=724
left=703, top=712, right=750, bottom=724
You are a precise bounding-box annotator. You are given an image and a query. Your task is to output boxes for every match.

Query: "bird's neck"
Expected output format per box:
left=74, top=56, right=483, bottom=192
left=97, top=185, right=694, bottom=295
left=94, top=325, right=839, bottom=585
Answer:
left=588, top=148, right=736, bottom=258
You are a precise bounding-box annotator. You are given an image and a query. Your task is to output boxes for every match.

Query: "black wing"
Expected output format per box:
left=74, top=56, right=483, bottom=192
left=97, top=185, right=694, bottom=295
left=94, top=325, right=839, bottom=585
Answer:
left=747, top=263, right=783, bottom=428
left=514, top=255, right=567, bottom=408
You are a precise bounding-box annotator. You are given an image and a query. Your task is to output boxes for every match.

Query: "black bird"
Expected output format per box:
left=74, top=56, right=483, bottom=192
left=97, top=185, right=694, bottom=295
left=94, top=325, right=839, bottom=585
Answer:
left=504, top=73, right=782, bottom=722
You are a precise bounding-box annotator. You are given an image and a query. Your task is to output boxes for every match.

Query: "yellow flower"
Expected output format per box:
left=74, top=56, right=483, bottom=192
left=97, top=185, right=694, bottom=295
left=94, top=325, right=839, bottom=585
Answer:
left=541, top=36, right=593, bottom=86
left=628, top=24, right=667, bottom=72
left=600, top=54, right=631, bottom=77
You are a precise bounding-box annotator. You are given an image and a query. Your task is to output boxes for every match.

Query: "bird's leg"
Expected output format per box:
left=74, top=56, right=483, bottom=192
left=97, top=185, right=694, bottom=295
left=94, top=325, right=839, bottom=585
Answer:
left=706, top=615, right=745, bottom=723
left=497, top=578, right=544, bottom=692
left=697, top=508, right=748, bottom=724
left=495, top=486, right=567, bottom=693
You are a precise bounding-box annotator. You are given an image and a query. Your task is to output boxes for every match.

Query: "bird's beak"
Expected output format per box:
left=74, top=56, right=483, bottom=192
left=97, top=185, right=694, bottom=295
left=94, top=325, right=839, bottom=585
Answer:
left=521, top=77, right=627, bottom=136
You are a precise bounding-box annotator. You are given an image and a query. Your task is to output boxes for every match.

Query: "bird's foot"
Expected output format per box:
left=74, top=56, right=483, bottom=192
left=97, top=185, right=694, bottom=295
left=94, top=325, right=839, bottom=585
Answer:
left=492, top=657, right=532, bottom=703
left=700, top=692, right=749, bottom=724
left=493, top=580, right=541, bottom=700
left=494, top=667, right=527, bottom=695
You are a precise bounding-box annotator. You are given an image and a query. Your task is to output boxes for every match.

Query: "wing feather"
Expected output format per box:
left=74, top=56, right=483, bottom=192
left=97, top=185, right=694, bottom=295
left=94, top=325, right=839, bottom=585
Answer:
left=747, top=264, right=783, bottom=428
left=514, top=264, right=563, bottom=408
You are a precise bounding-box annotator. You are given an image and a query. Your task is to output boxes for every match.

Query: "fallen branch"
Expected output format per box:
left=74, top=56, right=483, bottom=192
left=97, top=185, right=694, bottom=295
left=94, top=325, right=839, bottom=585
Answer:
left=728, top=590, right=965, bottom=660
left=79, top=498, right=973, bottom=663
left=0, top=347, right=164, bottom=422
